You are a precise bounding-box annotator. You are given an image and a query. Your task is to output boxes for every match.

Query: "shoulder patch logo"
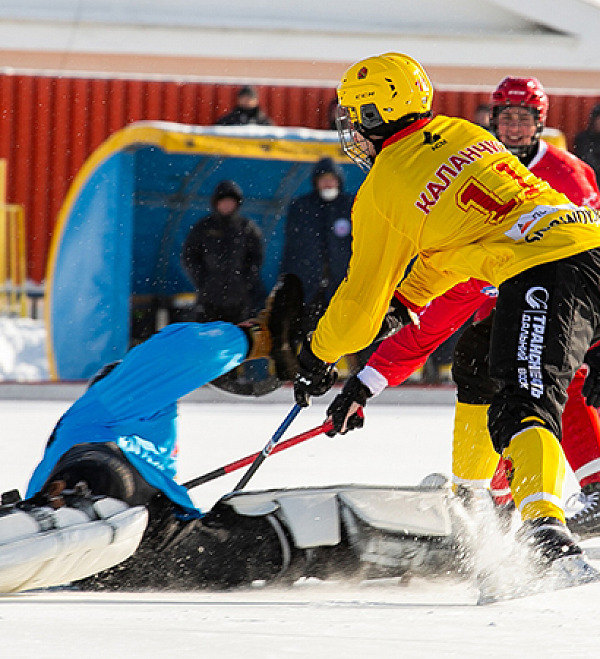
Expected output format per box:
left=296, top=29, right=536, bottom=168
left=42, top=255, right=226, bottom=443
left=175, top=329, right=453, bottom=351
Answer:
left=422, top=131, right=447, bottom=151
left=423, top=131, right=442, bottom=145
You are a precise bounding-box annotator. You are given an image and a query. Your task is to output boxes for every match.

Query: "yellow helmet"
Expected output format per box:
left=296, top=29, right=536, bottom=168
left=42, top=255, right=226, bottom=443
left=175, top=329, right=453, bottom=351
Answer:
left=336, top=53, right=433, bottom=169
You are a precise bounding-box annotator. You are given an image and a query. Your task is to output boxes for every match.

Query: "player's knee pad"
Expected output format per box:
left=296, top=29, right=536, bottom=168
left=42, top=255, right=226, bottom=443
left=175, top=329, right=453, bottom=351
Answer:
left=452, top=319, right=499, bottom=405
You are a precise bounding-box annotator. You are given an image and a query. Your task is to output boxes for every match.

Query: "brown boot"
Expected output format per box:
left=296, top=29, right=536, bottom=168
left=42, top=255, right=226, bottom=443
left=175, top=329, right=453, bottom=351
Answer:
left=238, top=273, right=304, bottom=381
left=238, top=320, right=272, bottom=361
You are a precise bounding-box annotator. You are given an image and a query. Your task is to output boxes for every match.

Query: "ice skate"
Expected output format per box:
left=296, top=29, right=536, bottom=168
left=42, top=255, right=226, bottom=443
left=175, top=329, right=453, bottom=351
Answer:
left=566, top=482, right=600, bottom=540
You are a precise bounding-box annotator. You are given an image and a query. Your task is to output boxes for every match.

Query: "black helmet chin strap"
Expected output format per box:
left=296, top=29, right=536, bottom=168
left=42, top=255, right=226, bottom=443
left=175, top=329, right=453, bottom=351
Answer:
left=360, top=111, right=433, bottom=158
left=360, top=111, right=432, bottom=143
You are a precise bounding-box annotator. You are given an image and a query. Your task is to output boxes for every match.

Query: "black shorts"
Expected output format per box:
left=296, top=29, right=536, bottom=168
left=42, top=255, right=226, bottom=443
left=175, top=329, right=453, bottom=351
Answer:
left=452, top=310, right=499, bottom=405
left=488, top=248, right=600, bottom=451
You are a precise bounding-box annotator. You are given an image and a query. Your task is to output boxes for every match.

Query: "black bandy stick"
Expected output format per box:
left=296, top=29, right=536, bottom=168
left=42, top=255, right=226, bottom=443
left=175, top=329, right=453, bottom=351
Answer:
left=232, top=403, right=303, bottom=492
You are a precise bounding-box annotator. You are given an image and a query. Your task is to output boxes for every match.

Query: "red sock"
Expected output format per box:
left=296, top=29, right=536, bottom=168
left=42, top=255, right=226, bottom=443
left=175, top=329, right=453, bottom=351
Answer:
left=562, top=368, right=600, bottom=488
left=490, top=458, right=513, bottom=506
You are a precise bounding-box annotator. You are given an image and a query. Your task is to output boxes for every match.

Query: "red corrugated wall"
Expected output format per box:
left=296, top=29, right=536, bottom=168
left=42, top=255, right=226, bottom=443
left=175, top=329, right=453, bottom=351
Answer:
left=0, top=71, right=598, bottom=284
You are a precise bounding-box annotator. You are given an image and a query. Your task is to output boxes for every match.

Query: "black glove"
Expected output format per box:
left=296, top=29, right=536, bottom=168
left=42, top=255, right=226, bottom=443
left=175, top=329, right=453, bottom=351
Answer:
left=326, top=374, right=372, bottom=436
left=583, top=346, right=600, bottom=407
left=293, top=337, right=338, bottom=407
left=373, top=296, right=418, bottom=344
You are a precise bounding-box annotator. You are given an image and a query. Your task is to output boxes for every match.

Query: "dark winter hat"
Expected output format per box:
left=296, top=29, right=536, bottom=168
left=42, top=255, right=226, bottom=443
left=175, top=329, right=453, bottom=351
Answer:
left=589, top=104, right=600, bottom=126
left=211, top=180, right=244, bottom=206
left=237, top=85, right=258, bottom=100
left=311, top=157, right=344, bottom=190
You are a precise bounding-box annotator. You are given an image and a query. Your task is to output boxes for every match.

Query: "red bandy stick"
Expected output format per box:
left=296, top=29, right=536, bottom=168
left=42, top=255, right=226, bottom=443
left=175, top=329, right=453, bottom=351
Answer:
left=184, top=419, right=333, bottom=490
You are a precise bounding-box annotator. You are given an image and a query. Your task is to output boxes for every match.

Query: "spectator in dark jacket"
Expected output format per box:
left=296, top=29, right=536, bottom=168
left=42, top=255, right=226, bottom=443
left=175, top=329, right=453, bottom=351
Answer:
left=574, top=104, right=600, bottom=184
left=280, top=157, right=354, bottom=331
left=472, top=103, right=491, bottom=129
left=182, top=180, right=265, bottom=323
left=215, top=85, right=273, bottom=127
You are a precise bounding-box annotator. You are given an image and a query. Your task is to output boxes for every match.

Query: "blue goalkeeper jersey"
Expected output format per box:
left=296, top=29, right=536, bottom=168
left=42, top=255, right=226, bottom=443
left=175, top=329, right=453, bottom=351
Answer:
left=26, top=322, right=248, bottom=514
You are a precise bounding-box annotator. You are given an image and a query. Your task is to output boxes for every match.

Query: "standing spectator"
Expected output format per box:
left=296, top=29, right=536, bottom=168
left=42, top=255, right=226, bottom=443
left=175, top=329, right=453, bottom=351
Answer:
left=181, top=180, right=265, bottom=324
left=327, top=97, right=339, bottom=130
left=215, top=85, right=273, bottom=126
left=574, top=104, right=600, bottom=184
left=280, top=157, right=354, bottom=332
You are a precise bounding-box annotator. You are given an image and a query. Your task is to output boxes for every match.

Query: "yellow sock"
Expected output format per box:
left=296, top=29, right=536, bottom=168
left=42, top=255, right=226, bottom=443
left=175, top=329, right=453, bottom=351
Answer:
left=451, top=402, right=499, bottom=492
left=503, top=426, right=566, bottom=523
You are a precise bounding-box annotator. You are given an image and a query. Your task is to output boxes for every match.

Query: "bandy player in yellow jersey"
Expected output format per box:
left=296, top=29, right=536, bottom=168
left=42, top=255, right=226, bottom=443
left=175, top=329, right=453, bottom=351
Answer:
left=292, top=52, right=600, bottom=583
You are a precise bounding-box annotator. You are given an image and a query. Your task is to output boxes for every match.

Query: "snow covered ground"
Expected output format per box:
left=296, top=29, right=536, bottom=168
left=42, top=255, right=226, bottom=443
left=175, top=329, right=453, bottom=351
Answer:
left=0, top=317, right=48, bottom=381
left=1, top=397, right=599, bottom=658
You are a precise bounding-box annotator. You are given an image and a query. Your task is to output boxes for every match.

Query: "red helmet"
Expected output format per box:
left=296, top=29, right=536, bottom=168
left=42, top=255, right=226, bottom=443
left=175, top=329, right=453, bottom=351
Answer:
left=490, top=77, right=548, bottom=158
left=491, top=77, right=548, bottom=124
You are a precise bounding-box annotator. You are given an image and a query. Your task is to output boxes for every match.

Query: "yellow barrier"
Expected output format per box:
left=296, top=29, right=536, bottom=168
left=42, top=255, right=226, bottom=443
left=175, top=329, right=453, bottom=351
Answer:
left=0, top=160, right=28, bottom=317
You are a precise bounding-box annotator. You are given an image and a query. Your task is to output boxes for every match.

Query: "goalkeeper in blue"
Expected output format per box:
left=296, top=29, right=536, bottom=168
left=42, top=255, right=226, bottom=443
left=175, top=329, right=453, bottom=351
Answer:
left=0, top=274, right=305, bottom=592
left=0, top=273, right=414, bottom=594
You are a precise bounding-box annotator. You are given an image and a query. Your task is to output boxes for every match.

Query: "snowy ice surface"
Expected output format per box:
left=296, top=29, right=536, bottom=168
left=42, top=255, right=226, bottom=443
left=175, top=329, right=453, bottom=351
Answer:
left=0, top=398, right=598, bottom=659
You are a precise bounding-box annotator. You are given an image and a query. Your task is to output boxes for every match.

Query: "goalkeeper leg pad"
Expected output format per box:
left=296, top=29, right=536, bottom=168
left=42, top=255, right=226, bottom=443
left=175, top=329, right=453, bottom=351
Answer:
left=0, top=485, right=147, bottom=593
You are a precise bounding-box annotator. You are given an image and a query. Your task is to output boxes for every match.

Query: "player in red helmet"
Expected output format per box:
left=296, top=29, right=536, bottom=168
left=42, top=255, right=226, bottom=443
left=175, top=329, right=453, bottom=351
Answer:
left=490, top=77, right=548, bottom=161
left=488, top=77, right=600, bottom=537
left=491, top=77, right=599, bottom=207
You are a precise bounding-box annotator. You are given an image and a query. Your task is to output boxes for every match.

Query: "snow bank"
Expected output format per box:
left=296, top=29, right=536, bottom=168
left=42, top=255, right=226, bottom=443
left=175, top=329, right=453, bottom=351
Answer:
left=0, top=317, right=49, bottom=381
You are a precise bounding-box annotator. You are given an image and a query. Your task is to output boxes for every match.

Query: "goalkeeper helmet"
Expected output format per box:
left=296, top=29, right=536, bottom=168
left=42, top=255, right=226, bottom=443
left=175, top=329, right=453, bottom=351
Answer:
left=490, top=77, right=548, bottom=158
left=336, top=53, right=433, bottom=170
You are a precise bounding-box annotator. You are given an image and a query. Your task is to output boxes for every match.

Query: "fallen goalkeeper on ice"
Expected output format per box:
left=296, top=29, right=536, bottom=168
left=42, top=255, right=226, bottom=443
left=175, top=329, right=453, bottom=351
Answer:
left=1, top=273, right=598, bottom=602
left=0, top=273, right=486, bottom=594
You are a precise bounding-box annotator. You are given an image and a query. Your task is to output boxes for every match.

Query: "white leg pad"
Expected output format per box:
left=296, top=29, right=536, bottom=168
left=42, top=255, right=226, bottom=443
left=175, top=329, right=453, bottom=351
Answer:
left=0, top=498, right=148, bottom=593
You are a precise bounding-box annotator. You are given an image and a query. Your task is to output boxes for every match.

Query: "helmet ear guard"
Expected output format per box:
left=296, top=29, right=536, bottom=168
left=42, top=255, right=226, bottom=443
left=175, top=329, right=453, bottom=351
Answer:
left=359, top=103, right=385, bottom=130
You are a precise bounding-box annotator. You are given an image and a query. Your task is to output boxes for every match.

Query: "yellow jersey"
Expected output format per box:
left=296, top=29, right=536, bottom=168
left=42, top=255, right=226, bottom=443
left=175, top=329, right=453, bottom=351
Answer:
left=312, top=115, right=600, bottom=363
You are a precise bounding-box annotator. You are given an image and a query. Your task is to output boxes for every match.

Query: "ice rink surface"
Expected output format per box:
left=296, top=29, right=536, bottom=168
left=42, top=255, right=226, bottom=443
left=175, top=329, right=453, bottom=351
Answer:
left=1, top=396, right=599, bottom=659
